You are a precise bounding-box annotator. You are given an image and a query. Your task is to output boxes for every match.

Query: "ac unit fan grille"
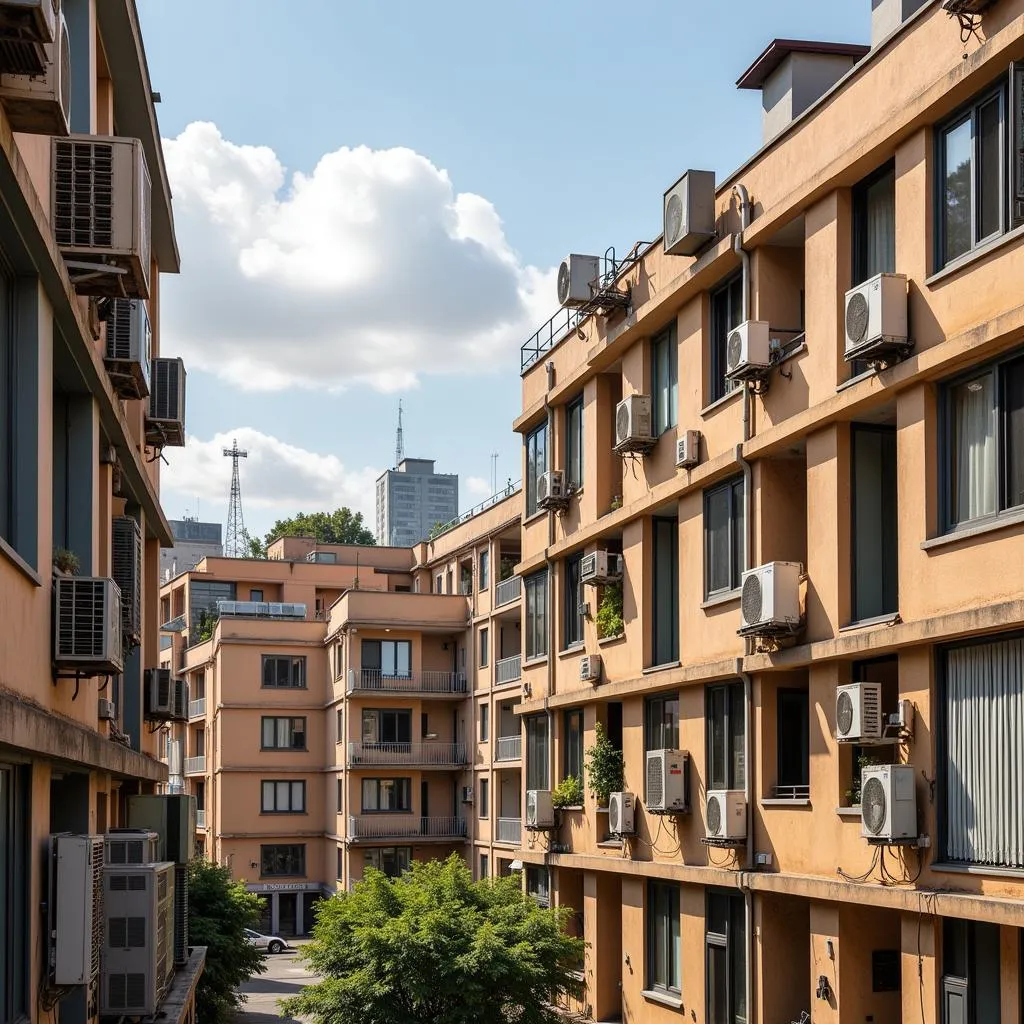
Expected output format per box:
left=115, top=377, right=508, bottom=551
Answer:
left=665, top=193, right=683, bottom=247
left=526, top=792, right=537, bottom=825
left=610, top=799, right=621, bottom=833
left=109, top=916, right=147, bottom=949
left=615, top=404, right=630, bottom=443
left=740, top=574, right=763, bottom=626
left=707, top=795, right=723, bottom=836
left=90, top=838, right=104, bottom=981
left=646, top=760, right=664, bottom=809
left=53, top=140, right=114, bottom=249
left=59, top=20, right=70, bottom=120
left=727, top=330, right=743, bottom=371
left=846, top=292, right=870, bottom=346
left=56, top=579, right=110, bottom=659
left=557, top=262, right=570, bottom=305
left=150, top=360, right=182, bottom=422
left=105, top=299, right=135, bottom=361
left=107, top=840, right=145, bottom=865
left=110, top=874, right=147, bottom=891
left=107, top=973, right=148, bottom=1011
left=862, top=777, right=887, bottom=836
left=836, top=691, right=854, bottom=737
left=112, top=516, right=141, bottom=642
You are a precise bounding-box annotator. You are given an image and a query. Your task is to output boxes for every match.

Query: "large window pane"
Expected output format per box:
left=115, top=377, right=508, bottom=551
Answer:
left=711, top=276, right=743, bottom=403
left=1005, top=358, right=1024, bottom=510
left=852, top=426, right=898, bottom=620
left=776, top=689, right=809, bottom=791
left=951, top=372, right=997, bottom=523
left=944, top=117, right=973, bottom=263
left=652, top=518, right=679, bottom=665
left=645, top=694, right=679, bottom=752
left=525, top=424, right=547, bottom=517
left=566, top=397, right=584, bottom=489
left=978, top=96, right=1002, bottom=241
left=705, top=477, right=743, bottom=597
left=526, top=572, right=548, bottom=659
left=564, top=709, right=583, bottom=781
left=647, top=881, right=680, bottom=994
left=526, top=715, right=549, bottom=790
left=564, top=556, right=583, bottom=648
left=652, top=327, right=678, bottom=435
left=707, top=683, right=744, bottom=791
left=854, top=164, right=896, bottom=284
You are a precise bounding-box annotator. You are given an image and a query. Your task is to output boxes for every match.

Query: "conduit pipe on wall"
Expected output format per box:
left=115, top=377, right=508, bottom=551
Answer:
left=544, top=370, right=557, bottom=868
left=738, top=668, right=755, bottom=1024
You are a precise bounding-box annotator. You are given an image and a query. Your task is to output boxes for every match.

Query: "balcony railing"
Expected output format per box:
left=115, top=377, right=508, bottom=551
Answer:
left=770, top=784, right=810, bottom=801
left=495, top=735, right=522, bottom=761
left=184, top=756, right=206, bottom=775
left=347, top=742, right=467, bottom=767
left=494, top=576, right=521, bottom=608
left=347, top=815, right=468, bottom=841
left=188, top=697, right=206, bottom=720
left=495, top=654, right=521, bottom=685
left=195, top=809, right=206, bottom=829
left=347, top=669, right=468, bottom=695
left=429, top=481, right=522, bottom=539
left=496, top=817, right=521, bottom=844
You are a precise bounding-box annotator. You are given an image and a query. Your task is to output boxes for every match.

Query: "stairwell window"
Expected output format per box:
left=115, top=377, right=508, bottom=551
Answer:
left=646, top=880, right=681, bottom=997
left=710, top=274, right=743, bottom=404
left=525, top=571, right=548, bottom=660
left=651, top=325, right=678, bottom=436
left=261, top=655, right=306, bottom=689
left=525, top=422, right=548, bottom=517
left=566, top=395, right=584, bottom=489
left=704, top=476, right=744, bottom=598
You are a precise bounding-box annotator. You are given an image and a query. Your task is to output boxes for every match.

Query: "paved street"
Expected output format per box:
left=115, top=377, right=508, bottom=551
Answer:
left=237, top=946, right=319, bottom=1024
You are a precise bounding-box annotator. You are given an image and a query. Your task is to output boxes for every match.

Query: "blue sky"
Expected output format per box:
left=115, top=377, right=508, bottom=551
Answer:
left=140, top=0, right=870, bottom=542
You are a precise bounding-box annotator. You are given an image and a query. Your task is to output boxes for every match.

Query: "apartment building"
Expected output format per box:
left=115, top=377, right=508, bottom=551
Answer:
left=0, top=1, right=199, bottom=1022
left=508, top=2, right=1024, bottom=1022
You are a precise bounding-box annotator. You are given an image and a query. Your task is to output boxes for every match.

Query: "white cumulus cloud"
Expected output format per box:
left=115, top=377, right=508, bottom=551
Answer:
left=160, top=122, right=555, bottom=392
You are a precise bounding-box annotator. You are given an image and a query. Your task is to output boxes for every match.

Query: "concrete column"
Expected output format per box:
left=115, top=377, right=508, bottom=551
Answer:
left=583, top=871, right=622, bottom=1021
left=901, top=912, right=939, bottom=1024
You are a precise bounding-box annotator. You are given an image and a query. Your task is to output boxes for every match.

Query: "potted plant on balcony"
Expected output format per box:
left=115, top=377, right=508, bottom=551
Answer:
left=583, top=722, right=624, bottom=809
left=551, top=774, right=583, bottom=810
left=499, top=555, right=516, bottom=581
left=52, top=547, right=80, bottom=576
left=595, top=582, right=624, bottom=640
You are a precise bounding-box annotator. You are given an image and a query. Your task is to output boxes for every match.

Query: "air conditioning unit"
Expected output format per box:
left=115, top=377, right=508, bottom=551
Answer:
left=675, top=429, right=701, bottom=469
left=97, top=697, right=116, bottom=722
left=844, top=272, right=908, bottom=362
left=537, top=469, right=569, bottom=510
left=725, top=320, right=772, bottom=381
left=53, top=576, right=123, bottom=674
left=104, top=829, right=159, bottom=867
left=0, top=0, right=58, bottom=46
left=100, top=861, right=175, bottom=1017
left=738, top=561, right=802, bottom=638
left=614, top=394, right=653, bottom=448
left=461, top=786, right=473, bottom=804
left=52, top=134, right=152, bottom=298
left=835, top=682, right=883, bottom=743
left=127, top=794, right=197, bottom=865
left=103, top=298, right=151, bottom=400
left=645, top=749, right=690, bottom=814
left=579, top=654, right=602, bottom=684
left=0, top=9, right=69, bottom=134
left=48, top=833, right=104, bottom=986
left=111, top=515, right=142, bottom=647
left=146, top=357, right=186, bottom=447
left=170, top=678, right=188, bottom=723
left=860, top=764, right=916, bottom=841
left=580, top=550, right=622, bottom=586
left=144, top=668, right=172, bottom=722
left=525, top=789, right=554, bottom=829
left=705, top=790, right=746, bottom=840
left=663, top=169, right=716, bottom=256
left=608, top=791, right=636, bottom=836
left=557, top=253, right=600, bottom=308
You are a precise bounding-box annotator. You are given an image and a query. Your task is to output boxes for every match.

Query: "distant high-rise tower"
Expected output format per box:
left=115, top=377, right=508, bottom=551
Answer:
left=395, top=399, right=405, bottom=468
left=376, top=459, right=458, bottom=546
left=223, top=439, right=248, bottom=558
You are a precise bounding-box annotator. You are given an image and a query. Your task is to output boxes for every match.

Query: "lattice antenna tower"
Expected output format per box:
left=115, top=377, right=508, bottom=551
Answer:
left=395, top=399, right=405, bottom=468
left=223, top=439, right=249, bottom=558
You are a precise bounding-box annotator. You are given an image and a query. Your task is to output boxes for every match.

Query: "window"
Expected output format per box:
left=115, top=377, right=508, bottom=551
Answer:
left=479, top=853, right=489, bottom=879
left=704, top=476, right=744, bottom=598
left=337, top=778, right=343, bottom=813
left=336, top=708, right=344, bottom=742
left=337, top=846, right=343, bottom=881
left=651, top=325, right=678, bottom=435
left=479, top=778, right=489, bottom=818
left=563, top=555, right=584, bottom=649
left=361, top=778, right=412, bottom=812
left=853, top=161, right=896, bottom=286
left=250, top=589, right=264, bottom=602
left=526, top=865, right=549, bottom=905
left=775, top=688, right=809, bottom=799
left=361, top=639, right=412, bottom=681
left=706, top=683, right=745, bottom=791
left=0, top=765, right=29, bottom=1024
left=942, top=918, right=1002, bottom=1023
left=480, top=627, right=489, bottom=668
left=851, top=425, right=898, bottom=621
left=261, top=780, right=306, bottom=814
left=645, top=694, right=679, bottom=752
left=261, top=655, right=306, bottom=689
left=710, top=274, right=744, bottom=404
left=362, top=709, right=412, bottom=746
left=652, top=517, right=679, bottom=665
left=525, top=571, right=548, bottom=660
left=365, top=847, right=411, bottom=878
left=525, top=714, right=549, bottom=790
left=525, top=422, right=548, bottom=517
left=942, top=635, right=1024, bottom=868
left=943, top=352, right=1024, bottom=529
left=479, top=549, right=489, bottom=590
left=563, top=709, right=583, bottom=783
left=260, top=844, right=305, bottom=877
left=480, top=704, right=489, bottom=742
left=646, top=881, right=681, bottom=996
left=261, top=717, right=307, bottom=750
left=566, top=395, right=584, bottom=489
left=706, top=890, right=747, bottom=1024
left=434, top=573, right=443, bottom=594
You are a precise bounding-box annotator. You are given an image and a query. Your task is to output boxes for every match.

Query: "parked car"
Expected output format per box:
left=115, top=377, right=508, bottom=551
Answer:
left=244, top=928, right=288, bottom=954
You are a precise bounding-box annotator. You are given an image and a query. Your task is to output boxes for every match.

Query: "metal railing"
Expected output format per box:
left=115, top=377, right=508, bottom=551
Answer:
left=348, top=815, right=468, bottom=840
left=770, top=784, right=810, bottom=800
left=494, top=576, right=521, bottom=608
left=347, top=741, right=467, bottom=766
left=495, top=654, right=521, bottom=685
left=495, top=735, right=522, bottom=761
left=188, top=697, right=206, bottom=720
left=347, top=670, right=468, bottom=695
left=496, top=817, right=522, bottom=844
left=184, top=756, right=206, bottom=775
left=429, top=481, right=522, bottom=540
left=195, top=809, right=206, bottom=829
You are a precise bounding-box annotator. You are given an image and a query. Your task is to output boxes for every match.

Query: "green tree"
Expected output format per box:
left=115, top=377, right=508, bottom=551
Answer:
left=187, top=859, right=266, bottom=1024
left=264, top=508, right=376, bottom=548
left=245, top=530, right=267, bottom=559
left=282, top=855, right=584, bottom=1024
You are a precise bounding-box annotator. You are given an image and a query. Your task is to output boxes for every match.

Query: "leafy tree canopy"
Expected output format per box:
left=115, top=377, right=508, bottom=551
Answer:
left=264, top=508, right=375, bottom=548
left=187, top=859, right=266, bottom=1024
left=282, top=855, right=584, bottom=1024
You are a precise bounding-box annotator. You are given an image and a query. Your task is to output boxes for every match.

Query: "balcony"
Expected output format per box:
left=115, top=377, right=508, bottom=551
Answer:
left=347, top=815, right=468, bottom=843
left=347, top=741, right=467, bottom=767
left=346, top=669, right=467, bottom=697
left=184, top=756, right=206, bottom=775
left=195, top=809, right=206, bottom=829
left=495, top=735, right=522, bottom=762
left=188, top=697, right=206, bottom=720
left=495, top=654, right=521, bottom=686
left=494, top=576, right=521, bottom=608
left=495, top=818, right=522, bottom=845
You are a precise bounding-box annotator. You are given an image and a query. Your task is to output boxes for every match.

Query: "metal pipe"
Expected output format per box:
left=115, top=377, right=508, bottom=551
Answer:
left=738, top=668, right=755, bottom=1024
left=543, top=374, right=557, bottom=796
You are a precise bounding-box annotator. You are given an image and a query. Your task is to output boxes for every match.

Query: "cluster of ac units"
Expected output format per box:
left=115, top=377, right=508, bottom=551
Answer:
left=525, top=789, right=554, bottom=830
left=143, top=668, right=187, bottom=723
left=844, top=273, right=908, bottom=363
left=645, top=749, right=690, bottom=814
left=581, top=550, right=622, bottom=586
left=738, top=561, right=802, bottom=638
left=53, top=575, right=124, bottom=674
left=537, top=469, right=570, bottom=510
left=614, top=394, right=653, bottom=448
left=557, top=254, right=601, bottom=308
left=0, top=0, right=70, bottom=135
left=579, top=654, right=601, bottom=684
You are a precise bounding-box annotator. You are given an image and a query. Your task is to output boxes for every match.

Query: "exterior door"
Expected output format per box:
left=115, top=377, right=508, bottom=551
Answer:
left=278, top=893, right=297, bottom=936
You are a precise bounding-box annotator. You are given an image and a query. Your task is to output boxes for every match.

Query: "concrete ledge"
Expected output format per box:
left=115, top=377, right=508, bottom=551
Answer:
left=0, top=688, right=167, bottom=782
left=151, top=947, right=206, bottom=1024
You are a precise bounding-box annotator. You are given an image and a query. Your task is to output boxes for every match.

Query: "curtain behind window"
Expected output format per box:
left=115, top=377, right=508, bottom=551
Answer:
left=864, top=170, right=896, bottom=278
left=952, top=374, right=997, bottom=523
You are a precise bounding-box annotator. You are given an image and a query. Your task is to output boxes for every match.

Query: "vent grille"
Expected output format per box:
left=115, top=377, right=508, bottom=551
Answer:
left=53, top=140, right=114, bottom=249
left=707, top=794, right=723, bottom=836
left=836, top=691, right=854, bottom=737
left=862, top=777, right=887, bottom=836
left=665, top=193, right=682, bottom=247
left=173, top=865, right=189, bottom=965
left=111, top=516, right=141, bottom=644
left=646, top=755, right=664, bottom=809
left=107, top=973, right=148, bottom=1011
left=846, top=291, right=870, bottom=346
left=108, top=916, right=147, bottom=949
left=740, top=573, right=763, bottom=626
left=58, top=17, right=70, bottom=119
left=727, top=330, right=743, bottom=371
left=109, top=874, right=147, bottom=892
left=615, top=404, right=629, bottom=442
left=55, top=577, right=119, bottom=662
left=557, top=262, right=570, bottom=305
left=150, top=358, right=183, bottom=422
left=89, top=838, right=104, bottom=982
left=107, top=840, right=144, bottom=865
left=105, top=299, right=136, bottom=361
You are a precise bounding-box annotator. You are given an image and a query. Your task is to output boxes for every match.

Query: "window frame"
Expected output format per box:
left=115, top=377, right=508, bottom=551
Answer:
left=0, top=764, right=29, bottom=1023
left=480, top=626, right=489, bottom=668
left=644, top=693, right=679, bottom=753
left=525, top=421, right=548, bottom=517
left=480, top=703, right=489, bottom=742
left=365, top=846, right=412, bottom=878
left=646, top=880, right=681, bottom=996
left=563, top=554, right=584, bottom=650
left=651, top=324, right=679, bottom=436
left=565, top=394, right=584, bottom=489
left=775, top=687, right=809, bottom=795
left=260, top=779, right=307, bottom=814
left=260, top=716, right=307, bottom=751
left=261, top=654, right=307, bottom=689
left=563, top=708, right=583, bottom=784
left=360, top=777, right=413, bottom=814
left=525, top=571, right=548, bottom=661
left=705, top=889, right=747, bottom=1024
left=703, top=476, right=745, bottom=599
left=259, top=843, right=306, bottom=878
left=651, top=516, right=679, bottom=666
left=479, top=777, right=490, bottom=819
left=525, top=714, right=550, bottom=791
left=852, top=159, right=897, bottom=286
left=710, top=274, right=743, bottom=404
left=361, top=638, right=412, bottom=680
left=479, top=549, right=489, bottom=590
left=706, top=682, right=745, bottom=791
